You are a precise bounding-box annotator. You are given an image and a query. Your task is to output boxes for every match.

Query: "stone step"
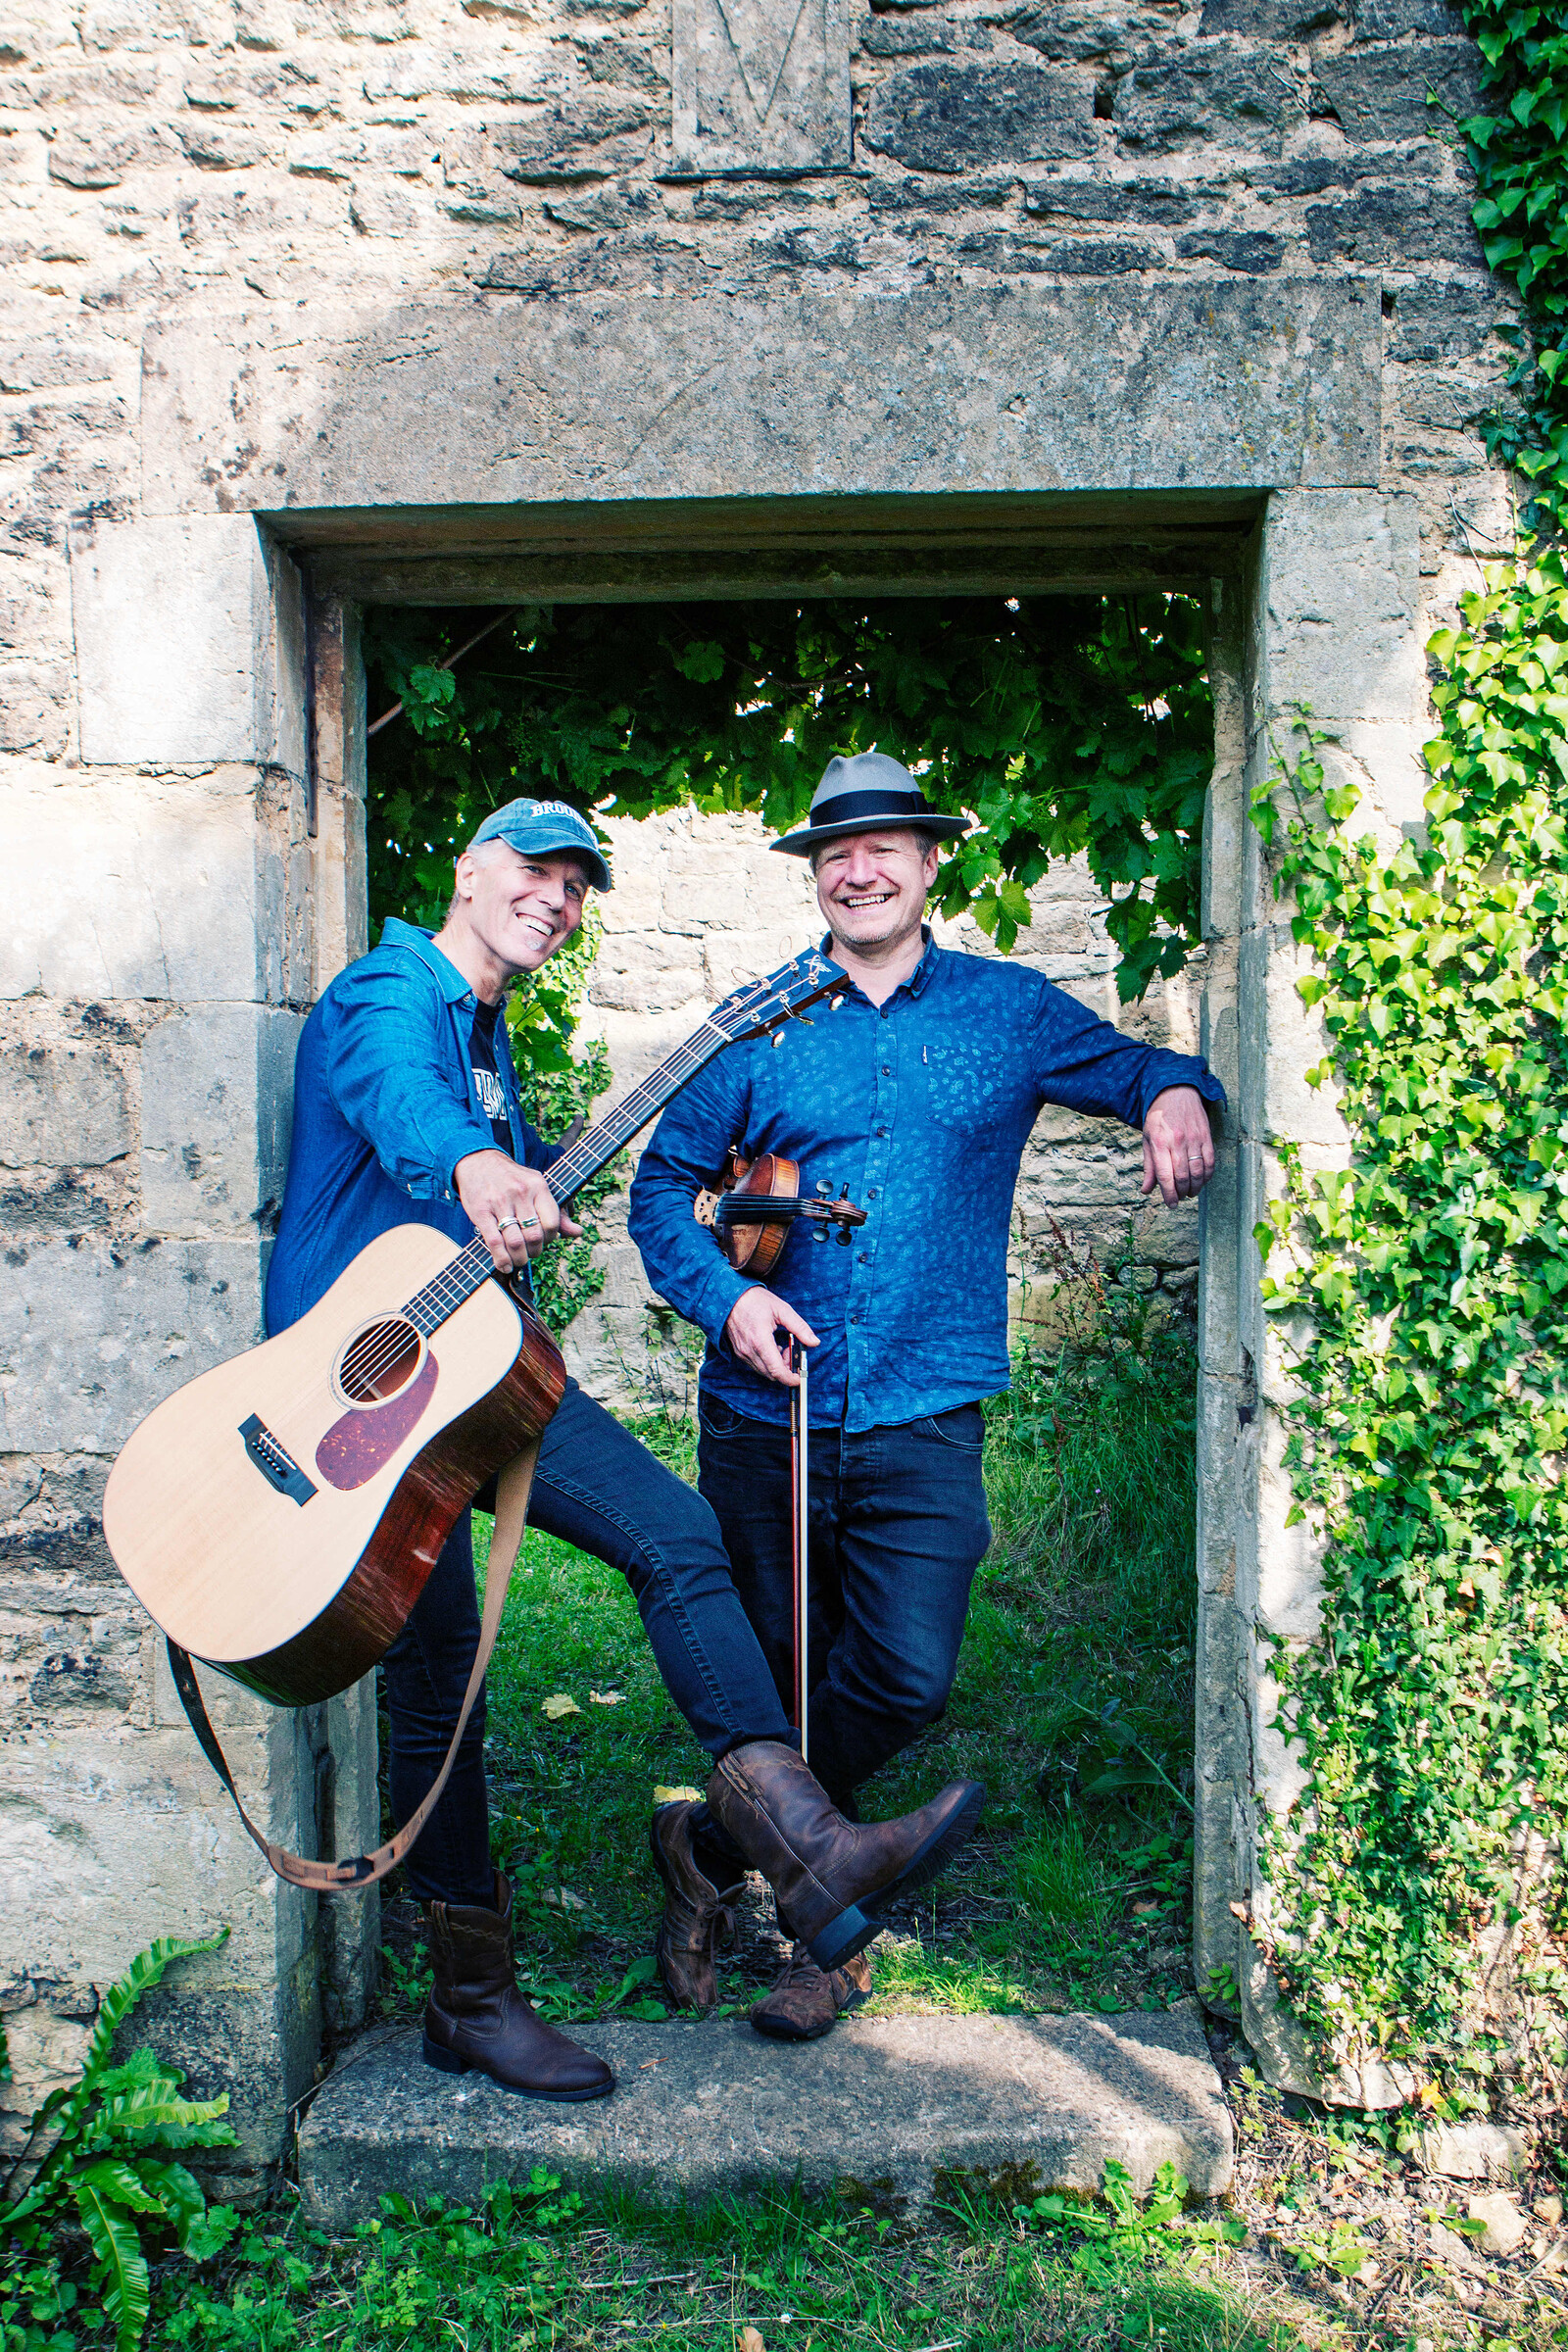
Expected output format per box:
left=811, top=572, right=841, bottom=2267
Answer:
left=297, top=2001, right=1233, bottom=2230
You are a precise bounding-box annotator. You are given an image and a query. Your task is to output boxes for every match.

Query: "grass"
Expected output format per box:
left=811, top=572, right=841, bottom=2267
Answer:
left=147, top=2167, right=1306, bottom=2352
left=372, top=1236, right=1202, bottom=2027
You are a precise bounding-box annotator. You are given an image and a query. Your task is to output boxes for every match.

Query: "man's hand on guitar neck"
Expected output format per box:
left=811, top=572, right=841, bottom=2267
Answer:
left=456, top=1150, right=582, bottom=1274
left=723, top=1287, right=819, bottom=1387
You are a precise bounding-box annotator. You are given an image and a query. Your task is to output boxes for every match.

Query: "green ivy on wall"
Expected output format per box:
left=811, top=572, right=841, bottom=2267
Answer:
left=1251, top=2, right=1568, bottom=2087
left=365, top=594, right=1211, bottom=997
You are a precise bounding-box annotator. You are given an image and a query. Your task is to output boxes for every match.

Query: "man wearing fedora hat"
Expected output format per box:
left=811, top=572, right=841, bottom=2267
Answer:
left=628, top=752, right=1226, bottom=2040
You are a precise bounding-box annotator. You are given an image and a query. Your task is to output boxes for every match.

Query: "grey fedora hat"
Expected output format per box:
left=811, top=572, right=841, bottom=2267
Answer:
left=771, top=752, right=971, bottom=858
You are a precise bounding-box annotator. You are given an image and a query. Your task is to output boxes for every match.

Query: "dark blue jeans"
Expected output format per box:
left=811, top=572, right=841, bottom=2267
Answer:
left=696, top=1398, right=992, bottom=1810
left=382, top=1377, right=793, bottom=1907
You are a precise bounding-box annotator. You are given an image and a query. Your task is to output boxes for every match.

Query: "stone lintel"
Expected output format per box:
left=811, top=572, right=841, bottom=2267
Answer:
left=297, top=2006, right=1234, bottom=2230
left=141, top=282, right=1380, bottom=524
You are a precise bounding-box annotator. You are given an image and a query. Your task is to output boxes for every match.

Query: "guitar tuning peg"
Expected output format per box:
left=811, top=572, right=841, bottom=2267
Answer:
left=816, top=1180, right=833, bottom=1198
left=838, top=1183, right=850, bottom=1200
left=829, top=994, right=845, bottom=1011
left=771, top=1031, right=785, bottom=1050
left=837, top=1226, right=854, bottom=1245
left=812, top=1224, right=829, bottom=1243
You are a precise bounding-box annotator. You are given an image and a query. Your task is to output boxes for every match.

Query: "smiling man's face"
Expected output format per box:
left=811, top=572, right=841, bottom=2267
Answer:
left=457, top=841, right=588, bottom=977
left=812, top=828, right=941, bottom=961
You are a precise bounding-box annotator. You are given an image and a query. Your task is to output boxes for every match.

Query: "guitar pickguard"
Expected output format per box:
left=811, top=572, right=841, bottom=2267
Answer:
left=315, top=1350, right=441, bottom=1492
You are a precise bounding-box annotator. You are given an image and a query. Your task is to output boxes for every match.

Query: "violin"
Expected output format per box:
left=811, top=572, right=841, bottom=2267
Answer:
left=694, top=1150, right=867, bottom=1277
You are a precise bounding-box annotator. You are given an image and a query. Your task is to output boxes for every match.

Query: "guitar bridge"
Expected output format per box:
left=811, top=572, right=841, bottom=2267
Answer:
left=240, top=1414, right=317, bottom=1507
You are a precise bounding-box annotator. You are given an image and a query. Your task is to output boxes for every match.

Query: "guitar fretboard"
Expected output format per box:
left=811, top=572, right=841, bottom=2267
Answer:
left=398, top=1015, right=735, bottom=1335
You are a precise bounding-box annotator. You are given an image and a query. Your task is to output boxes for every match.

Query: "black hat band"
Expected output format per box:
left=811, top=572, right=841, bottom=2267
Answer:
left=808, top=787, right=935, bottom=828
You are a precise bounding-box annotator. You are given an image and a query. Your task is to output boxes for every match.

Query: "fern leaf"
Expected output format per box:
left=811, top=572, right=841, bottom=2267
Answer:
left=99, top=2081, right=235, bottom=2147
left=8, top=1928, right=228, bottom=2216
left=73, top=2159, right=166, bottom=2218
left=131, top=2160, right=205, bottom=2248
left=73, top=2171, right=151, bottom=2352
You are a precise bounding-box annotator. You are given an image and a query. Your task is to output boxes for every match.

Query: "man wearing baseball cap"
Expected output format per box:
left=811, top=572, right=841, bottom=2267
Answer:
left=267, top=795, right=984, bottom=2104
left=629, top=753, right=1226, bottom=2041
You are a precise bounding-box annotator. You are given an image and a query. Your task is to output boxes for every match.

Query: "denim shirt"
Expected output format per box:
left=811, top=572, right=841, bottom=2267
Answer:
left=627, top=934, right=1226, bottom=1433
left=265, top=919, right=554, bottom=1336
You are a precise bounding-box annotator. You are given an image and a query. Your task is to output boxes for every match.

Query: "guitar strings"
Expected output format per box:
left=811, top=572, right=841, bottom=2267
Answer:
left=332, top=999, right=760, bottom=1390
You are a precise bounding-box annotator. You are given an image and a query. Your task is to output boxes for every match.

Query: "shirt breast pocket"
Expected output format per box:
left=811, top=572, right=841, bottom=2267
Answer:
left=922, top=1039, right=1013, bottom=1135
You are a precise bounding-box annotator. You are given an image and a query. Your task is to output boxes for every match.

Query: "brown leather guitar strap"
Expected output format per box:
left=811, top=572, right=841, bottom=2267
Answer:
left=166, top=1441, right=541, bottom=1894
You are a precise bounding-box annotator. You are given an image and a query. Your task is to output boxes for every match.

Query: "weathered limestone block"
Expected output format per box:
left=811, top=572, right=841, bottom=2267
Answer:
left=0, top=1040, right=130, bottom=1170
left=1238, top=922, right=1348, bottom=1151
left=862, top=61, right=1097, bottom=170
left=70, top=514, right=306, bottom=772
left=0, top=781, right=272, bottom=1005
left=1113, top=37, right=1308, bottom=154
left=140, top=284, right=1382, bottom=516
left=1312, top=37, right=1482, bottom=139
left=0, top=1234, right=264, bottom=1455
left=139, top=1005, right=303, bottom=1236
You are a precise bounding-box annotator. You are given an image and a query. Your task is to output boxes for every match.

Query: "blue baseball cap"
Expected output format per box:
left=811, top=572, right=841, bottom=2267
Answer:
left=469, top=798, right=612, bottom=893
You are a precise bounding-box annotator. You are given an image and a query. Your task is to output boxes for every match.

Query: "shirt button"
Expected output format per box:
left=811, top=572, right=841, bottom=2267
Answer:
left=850, top=1312, right=862, bottom=1324
left=881, top=1063, right=891, bottom=1075
left=866, top=1189, right=877, bottom=1199
left=858, top=1251, right=868, bottom=1263
left=876, top=1126, right=888, bottom=1138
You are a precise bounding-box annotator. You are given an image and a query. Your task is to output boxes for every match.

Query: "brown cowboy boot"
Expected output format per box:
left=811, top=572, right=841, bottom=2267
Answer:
left=650, top=1801, right=743, bottom=2012
left=423, top=1871, right=614, bottom=2103
left=708, top=1741, right=983, bottom=1972
left=751, top=1944, right=873, bottom=2042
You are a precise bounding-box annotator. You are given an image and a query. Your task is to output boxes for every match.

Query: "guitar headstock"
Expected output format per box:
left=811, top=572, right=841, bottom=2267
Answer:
left=710, top=955, right=845, bottom=1045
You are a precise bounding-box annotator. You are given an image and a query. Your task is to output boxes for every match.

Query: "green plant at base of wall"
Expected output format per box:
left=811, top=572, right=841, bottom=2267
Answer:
left=0, top=1933, right=240, bottom=2352
left=1250, top=0, right=1568, bottom=2078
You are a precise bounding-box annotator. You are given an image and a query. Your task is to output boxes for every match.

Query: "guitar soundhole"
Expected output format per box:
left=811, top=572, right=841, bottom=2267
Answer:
left=336, top=1319, right=424, bottom=1405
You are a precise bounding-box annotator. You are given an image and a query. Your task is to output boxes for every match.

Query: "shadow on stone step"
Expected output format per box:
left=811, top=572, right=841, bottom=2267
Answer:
left=297, top=2000, right=1233, bottom=2231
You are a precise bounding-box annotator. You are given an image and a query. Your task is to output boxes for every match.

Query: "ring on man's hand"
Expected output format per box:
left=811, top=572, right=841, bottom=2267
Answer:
left=518, top=1215, right=541, bottom=1230
left=497, top=1215, right=521, bottom=1233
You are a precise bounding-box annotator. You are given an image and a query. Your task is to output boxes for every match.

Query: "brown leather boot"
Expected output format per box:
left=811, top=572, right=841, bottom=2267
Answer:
left=422, top=1871, right=614, bottom=2103
left=650, top=1801, right=742, bottom=2012
left=751, top=1944, right=873, bottom=2042
left=707, top=1741, right=983, bottom=1972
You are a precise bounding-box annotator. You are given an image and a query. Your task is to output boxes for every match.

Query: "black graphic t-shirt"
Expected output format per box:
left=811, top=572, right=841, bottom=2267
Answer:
left=469, top=1000, right=514, bottom=1153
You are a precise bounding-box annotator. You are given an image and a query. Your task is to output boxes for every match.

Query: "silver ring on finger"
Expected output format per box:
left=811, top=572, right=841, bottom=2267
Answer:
left=517, top=1215, right=541, bottom=1231
left=497, top=1215, right=521, bottom=1233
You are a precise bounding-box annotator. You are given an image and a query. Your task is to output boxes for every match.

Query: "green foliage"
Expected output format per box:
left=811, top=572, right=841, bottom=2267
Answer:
left=364, top=593, right=1211, bottom=997
left=1, top=1935, right=241, bottom=2352
left=150, top=2168, right=1289, bottom=2352
left=1462, top=0, right=1568, bottom=529
left=1013, top=2159, right=1245, bottom=2283
left=1242, top=0, right=1568, bottom=2078
left=500, top=912, right=619, bottom=1333
left=1251, top=587, right=1568, bottom=2070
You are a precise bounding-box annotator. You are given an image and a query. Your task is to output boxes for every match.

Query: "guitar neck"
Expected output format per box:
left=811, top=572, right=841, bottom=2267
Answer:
left=400, top=1013, right=733, bottom=1332
left=543, top=1017, right=730, bottom=1202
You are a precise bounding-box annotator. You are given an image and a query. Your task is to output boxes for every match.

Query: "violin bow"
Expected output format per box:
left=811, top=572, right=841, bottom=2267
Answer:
left=790, top=1338, right=809, bottom=1766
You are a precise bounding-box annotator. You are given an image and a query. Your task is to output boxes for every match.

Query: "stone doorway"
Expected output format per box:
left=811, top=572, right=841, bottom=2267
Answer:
left=16, top=282, right=1429, bottom=2178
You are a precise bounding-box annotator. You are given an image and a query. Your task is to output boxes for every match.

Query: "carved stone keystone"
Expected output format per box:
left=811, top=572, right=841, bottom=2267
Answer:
left=671, top=0, right=851, bottom=174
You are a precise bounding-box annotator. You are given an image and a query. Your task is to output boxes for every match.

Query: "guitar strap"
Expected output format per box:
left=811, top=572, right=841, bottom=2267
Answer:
left=165, top=1440, right=541, bottom=1894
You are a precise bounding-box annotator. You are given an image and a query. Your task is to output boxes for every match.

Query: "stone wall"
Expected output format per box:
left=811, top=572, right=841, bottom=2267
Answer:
left=0, top=0, right=1519, bottom=2149
left=562, top=808, right=1207, bottom=1415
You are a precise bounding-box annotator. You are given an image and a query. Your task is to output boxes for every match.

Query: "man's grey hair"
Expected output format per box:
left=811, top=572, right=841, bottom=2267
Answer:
left=446, top=833, right=506, bottom=919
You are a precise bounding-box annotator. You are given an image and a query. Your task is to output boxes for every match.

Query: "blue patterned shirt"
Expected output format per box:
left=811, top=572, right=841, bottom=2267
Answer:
left=627, top=933, right=1225, bottom=1433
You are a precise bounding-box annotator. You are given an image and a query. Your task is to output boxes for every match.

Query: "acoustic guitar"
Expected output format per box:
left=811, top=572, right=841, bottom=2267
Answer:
left=103, top=956, right=843, bottom=1831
